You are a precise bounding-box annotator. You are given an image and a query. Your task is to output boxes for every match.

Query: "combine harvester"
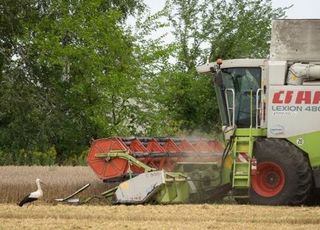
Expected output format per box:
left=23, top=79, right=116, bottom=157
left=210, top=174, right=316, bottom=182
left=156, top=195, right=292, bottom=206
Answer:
left=57, top=20, right=320, bottom=205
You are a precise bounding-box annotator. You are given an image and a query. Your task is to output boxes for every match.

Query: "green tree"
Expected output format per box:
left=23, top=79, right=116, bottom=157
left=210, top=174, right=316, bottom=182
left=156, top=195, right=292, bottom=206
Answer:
left=151, top=0, right=286, bottom=135
left=0, top=0, right=145, bottom=163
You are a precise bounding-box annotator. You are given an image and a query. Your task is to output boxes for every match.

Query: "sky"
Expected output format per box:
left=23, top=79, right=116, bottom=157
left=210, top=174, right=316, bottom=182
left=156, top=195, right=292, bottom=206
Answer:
left=144, top=0, right=320, bottom=19
left=272, top=0, right=320, bottom=18
left=139, top=0, right=320, bottom=46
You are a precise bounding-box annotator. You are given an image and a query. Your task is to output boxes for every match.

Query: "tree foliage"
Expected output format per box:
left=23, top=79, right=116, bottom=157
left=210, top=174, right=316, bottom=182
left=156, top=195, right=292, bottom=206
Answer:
left=152, top=0, right=286, bottom=134
left=0, top=0, right=145, bottom=163
left=0, top=0, right=287, bottom=164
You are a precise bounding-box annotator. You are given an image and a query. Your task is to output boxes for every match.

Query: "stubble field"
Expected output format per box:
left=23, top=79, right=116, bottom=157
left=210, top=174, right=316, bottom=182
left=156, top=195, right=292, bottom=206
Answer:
left=1, top=203, right=320, bottom=230
left=1, top=166, right=320, bottom=230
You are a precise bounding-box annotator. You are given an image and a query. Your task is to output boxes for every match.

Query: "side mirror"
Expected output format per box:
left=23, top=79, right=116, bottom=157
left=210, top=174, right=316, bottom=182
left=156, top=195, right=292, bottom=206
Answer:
left=214, top=70, right=223, bottom=87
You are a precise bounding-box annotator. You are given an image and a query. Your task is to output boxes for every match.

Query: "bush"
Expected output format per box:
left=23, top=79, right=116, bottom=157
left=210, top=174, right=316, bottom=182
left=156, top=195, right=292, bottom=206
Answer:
left=62, top=149, right=88, bottom=166
left=0, top=147, right=56, bottom=165
left=0, top=147, right=89, bottom=166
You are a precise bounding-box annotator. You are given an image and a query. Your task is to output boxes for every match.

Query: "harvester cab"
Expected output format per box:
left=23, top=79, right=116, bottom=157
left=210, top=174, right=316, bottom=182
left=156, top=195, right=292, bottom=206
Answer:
left=198, top=59, right=264, bottom=132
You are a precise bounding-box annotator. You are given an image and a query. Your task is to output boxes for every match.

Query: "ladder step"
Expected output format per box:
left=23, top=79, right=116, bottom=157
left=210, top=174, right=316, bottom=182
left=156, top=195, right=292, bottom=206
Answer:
left=234, top=164, right=250, bottom=175
left=234, top=162, right=249, bottom=165
left=236, top=137, right=252, bottom=142
left=233, top=195, right=248, bottom=198
left=235, top=176, right=248, bottom=179
left=233, top=185, right=250, bottom=189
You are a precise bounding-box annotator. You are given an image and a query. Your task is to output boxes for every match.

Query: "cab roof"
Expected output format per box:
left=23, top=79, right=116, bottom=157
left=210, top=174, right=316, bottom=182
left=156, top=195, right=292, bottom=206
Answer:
left=196, top=59, right=266, bottom=74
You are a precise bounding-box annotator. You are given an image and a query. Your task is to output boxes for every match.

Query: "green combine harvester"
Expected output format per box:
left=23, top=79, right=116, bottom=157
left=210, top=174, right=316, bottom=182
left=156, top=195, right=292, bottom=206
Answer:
left=57, top=20, right=320, bottom=206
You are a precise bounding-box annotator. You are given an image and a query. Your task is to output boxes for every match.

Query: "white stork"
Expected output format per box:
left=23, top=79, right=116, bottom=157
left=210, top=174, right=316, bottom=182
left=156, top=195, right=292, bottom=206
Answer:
left=18, top=178, right=44, bottom=207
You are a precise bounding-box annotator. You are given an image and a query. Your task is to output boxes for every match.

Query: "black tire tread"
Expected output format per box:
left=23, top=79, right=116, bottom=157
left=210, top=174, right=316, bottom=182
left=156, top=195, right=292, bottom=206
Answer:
left=250, top=138, right=312, bottom=205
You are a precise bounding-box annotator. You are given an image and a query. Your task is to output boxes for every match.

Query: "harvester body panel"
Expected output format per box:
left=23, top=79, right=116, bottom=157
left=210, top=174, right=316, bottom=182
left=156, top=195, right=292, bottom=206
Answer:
left=267, top=85, right=320, bottom=138
left=115, top=170, right=166, bottom=204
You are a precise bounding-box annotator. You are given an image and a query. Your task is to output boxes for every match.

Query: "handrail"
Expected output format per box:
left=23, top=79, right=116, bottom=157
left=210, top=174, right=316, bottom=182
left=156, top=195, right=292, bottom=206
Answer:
left=224, top=88, right=235, bottom=128
left=255, top=88, right=262, bottom=128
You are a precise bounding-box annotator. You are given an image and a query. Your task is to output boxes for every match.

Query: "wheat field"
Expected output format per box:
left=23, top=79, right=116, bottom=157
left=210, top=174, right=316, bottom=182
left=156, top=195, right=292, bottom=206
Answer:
left=1, top=166, right=320, bottom=229
left=0, top=166, right=108, bottom=203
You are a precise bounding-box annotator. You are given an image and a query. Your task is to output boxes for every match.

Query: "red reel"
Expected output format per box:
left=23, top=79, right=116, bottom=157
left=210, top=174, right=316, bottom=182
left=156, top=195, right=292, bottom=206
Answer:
left=87, top=138, right=129, bottom=180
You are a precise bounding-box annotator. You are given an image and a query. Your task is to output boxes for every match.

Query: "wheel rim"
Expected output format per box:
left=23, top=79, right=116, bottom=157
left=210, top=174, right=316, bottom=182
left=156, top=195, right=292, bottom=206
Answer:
left=252, top=161, right=285, bottom=197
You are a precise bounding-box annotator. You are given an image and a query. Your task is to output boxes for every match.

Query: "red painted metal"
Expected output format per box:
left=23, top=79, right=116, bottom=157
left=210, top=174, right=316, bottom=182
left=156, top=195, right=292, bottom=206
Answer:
left=251, top=161, right=286, bottom=197
left=162, top=139, right=181, bottom=171
left=127, top=138, right=148, bottom=173
left=87, top=137, right=224, bottom=181
left=87, top=138, right=129, bottom=180
left=178, top=140, right=197, bottom=152
left=208, top=140, right=224, bottom=153
left=193, top=140, right=211, bottom=153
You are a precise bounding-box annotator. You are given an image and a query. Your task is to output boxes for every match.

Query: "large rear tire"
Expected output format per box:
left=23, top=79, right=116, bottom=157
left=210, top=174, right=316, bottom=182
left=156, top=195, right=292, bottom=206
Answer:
left=250, top=138, right=312, bottom=205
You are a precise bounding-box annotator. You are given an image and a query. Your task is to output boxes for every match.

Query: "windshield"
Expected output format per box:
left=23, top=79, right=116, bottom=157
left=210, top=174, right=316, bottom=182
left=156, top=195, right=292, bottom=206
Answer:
left=214, top=67, right=261, bottom=128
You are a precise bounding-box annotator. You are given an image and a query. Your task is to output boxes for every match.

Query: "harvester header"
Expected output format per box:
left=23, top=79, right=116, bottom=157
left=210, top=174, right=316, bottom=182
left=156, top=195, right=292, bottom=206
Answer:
left=87, top=137, right=224, bottom=181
